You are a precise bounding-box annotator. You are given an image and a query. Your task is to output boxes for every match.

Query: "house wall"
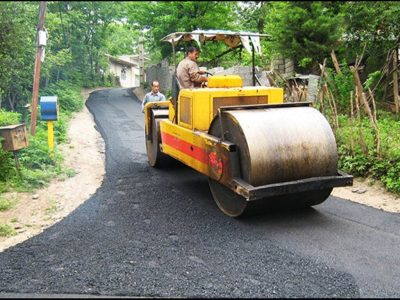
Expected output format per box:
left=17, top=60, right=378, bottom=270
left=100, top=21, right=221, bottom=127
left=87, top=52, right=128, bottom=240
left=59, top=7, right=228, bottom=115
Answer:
left=108, top=61, right=139, bottom=88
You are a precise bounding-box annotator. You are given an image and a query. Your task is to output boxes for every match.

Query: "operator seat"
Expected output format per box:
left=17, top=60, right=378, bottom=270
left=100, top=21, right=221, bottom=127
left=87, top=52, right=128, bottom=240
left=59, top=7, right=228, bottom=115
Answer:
left=171, top=72, right=180, bottom=121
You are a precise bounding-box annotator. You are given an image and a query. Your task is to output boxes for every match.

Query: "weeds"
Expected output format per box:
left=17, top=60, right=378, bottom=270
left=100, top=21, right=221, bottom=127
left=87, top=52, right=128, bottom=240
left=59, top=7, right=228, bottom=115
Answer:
left=0, top=224, right=16, bottom=237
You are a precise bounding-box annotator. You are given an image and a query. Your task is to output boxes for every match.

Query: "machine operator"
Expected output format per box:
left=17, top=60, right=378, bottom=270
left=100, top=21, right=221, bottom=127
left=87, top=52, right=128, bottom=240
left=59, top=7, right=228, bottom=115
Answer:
left=176, top=46, right=208, bottom=89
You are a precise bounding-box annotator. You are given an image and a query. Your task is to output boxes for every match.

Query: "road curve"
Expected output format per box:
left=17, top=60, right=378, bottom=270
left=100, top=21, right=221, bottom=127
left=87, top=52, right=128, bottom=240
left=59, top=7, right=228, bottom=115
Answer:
left=0, top=88, right=399, bottom=298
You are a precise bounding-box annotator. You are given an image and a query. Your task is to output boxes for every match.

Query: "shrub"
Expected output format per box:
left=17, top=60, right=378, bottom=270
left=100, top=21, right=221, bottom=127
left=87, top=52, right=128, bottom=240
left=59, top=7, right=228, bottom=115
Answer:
left=0, top=109, right=21, bottom=126
left=335, top=112, right=400, bottom=194
left=0, top=224, right=16, bottom=237
left=41, top=80, right=84, bottom=113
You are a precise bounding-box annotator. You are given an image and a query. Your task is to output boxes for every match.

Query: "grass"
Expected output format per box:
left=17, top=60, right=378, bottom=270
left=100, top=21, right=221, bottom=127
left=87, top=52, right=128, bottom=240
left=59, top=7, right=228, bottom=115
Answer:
left=0, top=224, right=16, bottom=237
left=0, top=197, right=18, bottom=212
left=45, top=198, right=58, bottom=215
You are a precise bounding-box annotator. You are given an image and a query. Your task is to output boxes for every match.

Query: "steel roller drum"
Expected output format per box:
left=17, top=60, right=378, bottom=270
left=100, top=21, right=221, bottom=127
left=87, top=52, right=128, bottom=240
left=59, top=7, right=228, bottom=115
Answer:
left=208, top=106, right=338, bottom=217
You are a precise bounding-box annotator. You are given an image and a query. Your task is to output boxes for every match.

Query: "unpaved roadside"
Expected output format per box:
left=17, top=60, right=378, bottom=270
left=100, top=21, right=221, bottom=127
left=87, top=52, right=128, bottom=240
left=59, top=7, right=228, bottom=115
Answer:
left=0, top=88, right=106, bottom=252
left=0, top=86, right=399, bottom=252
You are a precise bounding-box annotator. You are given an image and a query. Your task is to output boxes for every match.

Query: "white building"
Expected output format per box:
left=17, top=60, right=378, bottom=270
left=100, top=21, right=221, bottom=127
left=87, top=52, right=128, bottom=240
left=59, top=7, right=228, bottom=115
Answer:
left=106, top=54, right=146, bottom=88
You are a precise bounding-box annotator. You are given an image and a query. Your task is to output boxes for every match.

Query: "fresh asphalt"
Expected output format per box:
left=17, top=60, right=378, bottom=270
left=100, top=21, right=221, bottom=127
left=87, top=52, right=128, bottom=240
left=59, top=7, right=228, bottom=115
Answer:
left=0, top=88, right=399, bottom=298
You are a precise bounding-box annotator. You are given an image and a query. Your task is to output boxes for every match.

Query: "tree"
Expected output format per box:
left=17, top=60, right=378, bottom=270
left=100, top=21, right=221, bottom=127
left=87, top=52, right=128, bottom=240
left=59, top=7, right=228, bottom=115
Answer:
left=339, top=2, right=400, bottom=74
left=0, top=2, right=36, bottom=111
left=265, top=1, right=345, bottom=74
left=126, top=1, right=240, bottom=65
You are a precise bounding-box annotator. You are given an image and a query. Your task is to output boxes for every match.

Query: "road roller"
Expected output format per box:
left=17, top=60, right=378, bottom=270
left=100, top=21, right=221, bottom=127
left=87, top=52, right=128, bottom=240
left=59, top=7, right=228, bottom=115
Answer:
left=143, top=30, right=353, bottom=217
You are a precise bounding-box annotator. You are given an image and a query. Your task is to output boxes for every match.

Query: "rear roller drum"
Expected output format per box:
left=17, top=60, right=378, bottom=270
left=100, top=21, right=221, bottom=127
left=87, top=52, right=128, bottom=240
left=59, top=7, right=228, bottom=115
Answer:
left=145, top=111, right=172, bottom=167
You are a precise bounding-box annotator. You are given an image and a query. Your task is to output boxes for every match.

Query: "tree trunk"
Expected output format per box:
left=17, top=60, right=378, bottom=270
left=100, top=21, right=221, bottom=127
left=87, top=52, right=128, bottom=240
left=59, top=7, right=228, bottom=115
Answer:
left=393, top=49, right=399, bottom=114
left=8, top=93, right=15, bottom=111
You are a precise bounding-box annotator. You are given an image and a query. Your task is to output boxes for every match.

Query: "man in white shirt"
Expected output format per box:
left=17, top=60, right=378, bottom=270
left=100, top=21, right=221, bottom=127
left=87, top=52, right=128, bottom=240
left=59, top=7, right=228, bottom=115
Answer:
left=142, top=80, right=166, bottom=112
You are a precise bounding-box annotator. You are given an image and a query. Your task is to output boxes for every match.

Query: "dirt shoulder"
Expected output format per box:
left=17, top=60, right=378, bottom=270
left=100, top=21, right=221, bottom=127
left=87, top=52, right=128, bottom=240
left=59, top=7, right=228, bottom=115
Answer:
left=0, top=88, right=106, bottom=252
left=331, top=178, right=400, bottom=213
left=0, top=86, right=399, bottom=252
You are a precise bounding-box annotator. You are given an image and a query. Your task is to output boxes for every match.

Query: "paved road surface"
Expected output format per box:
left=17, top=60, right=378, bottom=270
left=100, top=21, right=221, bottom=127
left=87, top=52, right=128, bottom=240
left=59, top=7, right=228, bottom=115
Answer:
left=1, top=88, right=399, bottom=298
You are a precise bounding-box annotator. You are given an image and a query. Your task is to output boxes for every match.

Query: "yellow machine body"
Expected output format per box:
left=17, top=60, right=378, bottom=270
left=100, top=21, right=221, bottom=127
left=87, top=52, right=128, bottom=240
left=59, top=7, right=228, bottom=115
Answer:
left=158, top=79, right=283, bottom=177
left=144, top=75, right=352, bottom=217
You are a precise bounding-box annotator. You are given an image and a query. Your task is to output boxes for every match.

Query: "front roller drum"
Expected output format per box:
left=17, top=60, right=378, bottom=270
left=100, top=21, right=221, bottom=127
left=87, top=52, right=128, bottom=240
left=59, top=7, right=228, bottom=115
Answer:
left=208, top=106, right=339, bottom=217
left=208, top=178, right=333, bottom=217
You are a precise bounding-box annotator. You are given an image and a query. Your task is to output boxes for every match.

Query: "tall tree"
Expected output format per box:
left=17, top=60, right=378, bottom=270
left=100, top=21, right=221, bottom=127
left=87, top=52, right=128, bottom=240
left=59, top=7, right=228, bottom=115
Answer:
left=0, top=2, right=36, bottom=110
left=126, top=1, right=240, bottom=64
left=339, top=1, right=400, bottom=73
left=265, top=1, right=345, bottom=73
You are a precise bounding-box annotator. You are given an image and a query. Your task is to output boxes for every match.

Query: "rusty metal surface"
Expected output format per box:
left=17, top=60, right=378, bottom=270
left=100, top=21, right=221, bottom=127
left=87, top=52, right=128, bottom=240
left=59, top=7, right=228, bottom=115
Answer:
left=145, top=108, right=169, bottom=167
left=221, top=106, right=338, bottom=186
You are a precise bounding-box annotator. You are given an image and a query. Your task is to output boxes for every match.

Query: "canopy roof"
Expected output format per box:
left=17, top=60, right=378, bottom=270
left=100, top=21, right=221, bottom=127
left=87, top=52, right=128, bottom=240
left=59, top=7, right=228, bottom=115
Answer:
left=160, top=29, right=270, bottom=55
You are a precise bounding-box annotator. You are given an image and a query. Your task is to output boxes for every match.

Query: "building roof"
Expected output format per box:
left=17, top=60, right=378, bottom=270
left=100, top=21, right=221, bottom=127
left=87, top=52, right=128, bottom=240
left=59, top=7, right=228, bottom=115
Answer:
left=105, top=54, right=138, bottom=67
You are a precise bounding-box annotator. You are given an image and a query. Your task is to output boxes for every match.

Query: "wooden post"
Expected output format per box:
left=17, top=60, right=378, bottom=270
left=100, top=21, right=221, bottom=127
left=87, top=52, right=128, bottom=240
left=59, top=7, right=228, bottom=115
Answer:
left=350, top=66, right=373, bottom=116
left=354, top=88, right=369, bottom=156
left=30, top=1, right=47, bottom=136
left=349, top=91, right=355, bottom=156
left=393, top=48, right=399, bottom=113
left=368, top=88, right=381, bottom=157
left=330, top=50, right=342, bottom=74
left=252, top=43, right=256, bottom=86
left=13, top=151, right=20, bottom=171
left=172, top=38, right=176, bottom=71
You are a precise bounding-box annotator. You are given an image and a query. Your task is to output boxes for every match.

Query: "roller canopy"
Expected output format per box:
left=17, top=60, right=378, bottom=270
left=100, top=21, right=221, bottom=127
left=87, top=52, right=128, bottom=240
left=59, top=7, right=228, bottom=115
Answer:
left=160, top=30, right=270, bottom=55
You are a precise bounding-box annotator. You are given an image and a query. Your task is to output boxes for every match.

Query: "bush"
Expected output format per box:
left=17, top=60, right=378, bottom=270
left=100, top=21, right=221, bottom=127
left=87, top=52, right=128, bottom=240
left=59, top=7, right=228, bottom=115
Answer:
left=0, top=109, right=21, bottom=126
left=41, top=80, right=84, bottom=113
left=0, top=224, right=16, bottom=237
left=335, top=112, right=400, bottom=194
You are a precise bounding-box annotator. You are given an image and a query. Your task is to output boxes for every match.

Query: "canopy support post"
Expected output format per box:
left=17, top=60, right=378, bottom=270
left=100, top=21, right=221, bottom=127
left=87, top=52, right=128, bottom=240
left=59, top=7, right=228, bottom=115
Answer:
left=252, top=43, right=256, bottom=86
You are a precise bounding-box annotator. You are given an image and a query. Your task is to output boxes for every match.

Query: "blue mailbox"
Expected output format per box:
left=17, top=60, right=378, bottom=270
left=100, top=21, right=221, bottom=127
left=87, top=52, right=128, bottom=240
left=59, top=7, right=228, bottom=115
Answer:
left=40, top=96, right=59, bottom=121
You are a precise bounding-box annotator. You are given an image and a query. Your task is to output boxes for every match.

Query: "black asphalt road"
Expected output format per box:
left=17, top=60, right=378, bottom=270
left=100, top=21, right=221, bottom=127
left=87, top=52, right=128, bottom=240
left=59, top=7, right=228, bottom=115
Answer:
left=1, top=88, right=399, bottom=298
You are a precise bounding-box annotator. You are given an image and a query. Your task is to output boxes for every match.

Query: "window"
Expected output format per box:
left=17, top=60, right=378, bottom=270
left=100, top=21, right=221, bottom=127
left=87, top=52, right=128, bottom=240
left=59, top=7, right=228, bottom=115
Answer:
left=121, top=68, right=127, bottom=80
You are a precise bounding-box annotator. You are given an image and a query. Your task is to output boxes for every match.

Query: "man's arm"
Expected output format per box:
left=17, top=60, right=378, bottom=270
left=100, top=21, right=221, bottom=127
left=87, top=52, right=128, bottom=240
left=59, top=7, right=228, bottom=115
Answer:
left=142, top=94, right=148, bottom=112
left=188, top=62, right=208, bottom=84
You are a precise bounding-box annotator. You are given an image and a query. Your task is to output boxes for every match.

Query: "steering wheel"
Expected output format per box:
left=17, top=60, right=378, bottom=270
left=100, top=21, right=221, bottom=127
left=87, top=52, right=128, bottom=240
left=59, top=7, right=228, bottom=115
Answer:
left=201, top=71, right=213, bottom=88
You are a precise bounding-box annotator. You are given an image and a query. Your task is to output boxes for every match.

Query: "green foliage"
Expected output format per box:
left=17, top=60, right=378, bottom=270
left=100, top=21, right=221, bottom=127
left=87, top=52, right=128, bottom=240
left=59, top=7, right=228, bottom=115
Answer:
left=364, top=71, right=381, bottom=90
left=0, top=2, right=36, bottom=111
left=336, top=113, right=400, bottom=194
left=325, top=67, right=355, bottom=112
left=0, top=196, right=17, bottom=211
left=265, top=1, right=345, bottom=73
left=0, top=110, right=21, bottom=126
left=339, top=2, right=400, bottom=76
left=41, top=81, right=84, bottom=113
left=126, top=2, right=239, bottom=64
left=0, top=148, right=16, bottom=182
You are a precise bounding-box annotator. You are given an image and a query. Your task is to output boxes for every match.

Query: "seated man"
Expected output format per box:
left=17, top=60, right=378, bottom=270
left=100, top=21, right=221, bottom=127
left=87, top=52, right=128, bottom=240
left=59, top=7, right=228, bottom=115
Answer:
left=141, top=80, right=166, bottom=113
left=176, top=46, right=208, bottom=89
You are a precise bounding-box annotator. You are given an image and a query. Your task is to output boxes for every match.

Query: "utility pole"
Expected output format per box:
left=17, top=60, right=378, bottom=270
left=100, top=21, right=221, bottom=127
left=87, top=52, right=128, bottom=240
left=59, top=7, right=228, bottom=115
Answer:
left=30, top=1, right=47, bottom=136
left=139, top=31, right=145, bottom=86
left=139, top=26, right=150, bottom=87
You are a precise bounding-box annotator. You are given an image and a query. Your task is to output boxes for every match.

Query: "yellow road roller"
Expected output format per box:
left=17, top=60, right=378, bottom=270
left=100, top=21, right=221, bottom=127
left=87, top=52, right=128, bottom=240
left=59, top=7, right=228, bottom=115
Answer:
left=144, top=30, right=353, bottom=217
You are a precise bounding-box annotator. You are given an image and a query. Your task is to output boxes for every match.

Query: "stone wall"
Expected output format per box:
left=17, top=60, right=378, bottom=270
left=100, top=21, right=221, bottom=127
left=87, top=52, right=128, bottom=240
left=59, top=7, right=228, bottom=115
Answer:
left=145, top=59, right=174, bottom=94
left=270, top=56, right=294, bottom=78
left=145, top=61, right=272, bottom=90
